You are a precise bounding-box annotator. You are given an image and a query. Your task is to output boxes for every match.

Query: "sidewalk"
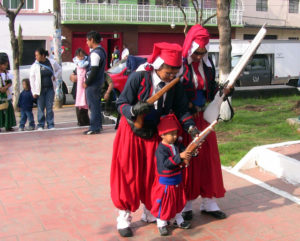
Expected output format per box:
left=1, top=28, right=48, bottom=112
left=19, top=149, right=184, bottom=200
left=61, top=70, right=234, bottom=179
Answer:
left=0, top=107, right=300, bottom=241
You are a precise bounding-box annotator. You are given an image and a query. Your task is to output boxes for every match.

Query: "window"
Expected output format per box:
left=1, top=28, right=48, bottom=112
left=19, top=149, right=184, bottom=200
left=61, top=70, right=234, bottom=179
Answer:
left=3, top=0, right=34, bottom=9
left=155, top=0, right=189, bottom=7
left=21, top=40, right=46, bottom=65
left=244, top=34, right=277, bottom=40
left=289, top=0, right=299, bottom=13
left=256, top=0, right=268, bottom=11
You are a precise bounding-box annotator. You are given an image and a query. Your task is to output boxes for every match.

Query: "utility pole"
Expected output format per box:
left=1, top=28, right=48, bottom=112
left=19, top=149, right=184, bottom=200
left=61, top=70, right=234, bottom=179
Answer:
left=53, top=0, right=63, bottom=108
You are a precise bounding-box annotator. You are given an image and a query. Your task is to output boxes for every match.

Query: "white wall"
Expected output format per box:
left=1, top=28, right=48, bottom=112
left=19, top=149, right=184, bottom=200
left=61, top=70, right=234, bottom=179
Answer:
left=242, top=0, right=300, bottom=28
left=0, top=14, right=54, bottom=67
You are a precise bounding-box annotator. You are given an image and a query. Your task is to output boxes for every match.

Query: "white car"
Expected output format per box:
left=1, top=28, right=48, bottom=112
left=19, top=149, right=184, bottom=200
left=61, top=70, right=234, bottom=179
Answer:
left=19, top=62, right=76, bottom=104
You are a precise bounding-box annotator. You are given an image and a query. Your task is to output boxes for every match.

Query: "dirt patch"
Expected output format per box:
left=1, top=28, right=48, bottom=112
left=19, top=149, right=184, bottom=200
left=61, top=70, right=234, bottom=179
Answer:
left=235, top=105, right=268, bottom=112
left=217, top=129, right=243, bottom=143
left=294, top=100, right=300, bottom=115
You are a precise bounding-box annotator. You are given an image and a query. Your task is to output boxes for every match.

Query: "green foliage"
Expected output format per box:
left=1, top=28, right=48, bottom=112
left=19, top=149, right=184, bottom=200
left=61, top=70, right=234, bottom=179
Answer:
left=215, top=95, right=300, bottom=167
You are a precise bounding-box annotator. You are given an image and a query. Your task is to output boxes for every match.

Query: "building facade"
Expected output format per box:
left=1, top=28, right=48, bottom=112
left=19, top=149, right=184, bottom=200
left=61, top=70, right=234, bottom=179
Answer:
left=0, top=0, right=55, bottom=65
left=237, top=0, right=300, bottom=40
left=60, top=0, right=243, bottom=66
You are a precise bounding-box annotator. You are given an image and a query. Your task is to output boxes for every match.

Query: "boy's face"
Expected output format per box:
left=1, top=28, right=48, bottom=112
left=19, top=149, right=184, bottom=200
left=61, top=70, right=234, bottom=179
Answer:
left=161, top=130, right=178, bottom=144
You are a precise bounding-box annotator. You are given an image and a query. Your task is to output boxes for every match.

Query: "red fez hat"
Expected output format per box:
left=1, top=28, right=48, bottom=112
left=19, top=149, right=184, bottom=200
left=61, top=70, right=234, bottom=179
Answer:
left=182, top=24, right=210, bottom=58
left=148, top=42, right=182, bottom=67
left=157, top=114, right=181, bottom=136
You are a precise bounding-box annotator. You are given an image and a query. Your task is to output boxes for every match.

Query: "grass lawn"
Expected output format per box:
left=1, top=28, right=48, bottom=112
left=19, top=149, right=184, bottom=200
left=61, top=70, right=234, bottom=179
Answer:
left=215, top=95, right=300, bottom=167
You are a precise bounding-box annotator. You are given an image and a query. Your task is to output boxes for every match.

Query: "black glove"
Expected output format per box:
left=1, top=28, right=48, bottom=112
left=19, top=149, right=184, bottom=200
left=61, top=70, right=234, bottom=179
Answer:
left=132, top=101, right=153, bottom=116
left=188, top=126, right=200, bottom=139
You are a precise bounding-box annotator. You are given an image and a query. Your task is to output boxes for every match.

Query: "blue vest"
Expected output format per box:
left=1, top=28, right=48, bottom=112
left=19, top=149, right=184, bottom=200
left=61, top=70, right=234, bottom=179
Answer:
left=87, top=45, right=107, bottom=86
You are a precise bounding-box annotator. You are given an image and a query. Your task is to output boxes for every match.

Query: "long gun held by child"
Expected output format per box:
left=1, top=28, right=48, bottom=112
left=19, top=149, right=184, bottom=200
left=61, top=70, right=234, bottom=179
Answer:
left=134, top=75, right=182, bottom=129
left=185, top=119, right=218, bottom=157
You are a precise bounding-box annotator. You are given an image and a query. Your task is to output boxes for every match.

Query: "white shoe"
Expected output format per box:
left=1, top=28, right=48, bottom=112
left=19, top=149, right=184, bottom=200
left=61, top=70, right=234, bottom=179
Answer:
left=37, top=127, right=43, bottom=131
left=18, top=127, right=24, bottom=131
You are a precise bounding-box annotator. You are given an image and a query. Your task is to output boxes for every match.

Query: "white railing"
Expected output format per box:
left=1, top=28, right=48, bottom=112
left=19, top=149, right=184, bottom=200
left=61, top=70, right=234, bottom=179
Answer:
left=61, top=2, right=243, bottom=26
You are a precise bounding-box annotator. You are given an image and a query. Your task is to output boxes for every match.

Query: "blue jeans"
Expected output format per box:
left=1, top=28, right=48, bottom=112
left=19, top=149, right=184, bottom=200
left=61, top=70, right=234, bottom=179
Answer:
left=86, top=85, right=102, bottom=131
left=19, top=110, right=35, bottom=128
left=37, top=88, right=55, bottom=128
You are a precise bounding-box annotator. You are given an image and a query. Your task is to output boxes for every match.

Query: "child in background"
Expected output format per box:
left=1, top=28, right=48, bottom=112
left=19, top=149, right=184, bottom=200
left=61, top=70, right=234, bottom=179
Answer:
left=18, top=79, right=35, bottom=131
left=150, top=114, right=192, bottom=236
left=73, top=48, right=90, bottom=126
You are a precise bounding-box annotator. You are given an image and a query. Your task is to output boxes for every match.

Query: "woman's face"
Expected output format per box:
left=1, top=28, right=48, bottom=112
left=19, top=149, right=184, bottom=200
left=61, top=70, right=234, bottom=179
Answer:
left=0, top=62, right=8, bottom=72
left=191, top=47, right=207, bottom=63
left=35, top=51, right=45, bottom=62
left=156, top=66, right=180, bottom=83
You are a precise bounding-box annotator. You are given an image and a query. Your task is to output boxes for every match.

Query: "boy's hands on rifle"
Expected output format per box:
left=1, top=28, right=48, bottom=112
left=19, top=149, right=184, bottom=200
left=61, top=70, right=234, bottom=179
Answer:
left=132, top=101, right=153, bottom=116
left=180, top=150, right=192, bottom=166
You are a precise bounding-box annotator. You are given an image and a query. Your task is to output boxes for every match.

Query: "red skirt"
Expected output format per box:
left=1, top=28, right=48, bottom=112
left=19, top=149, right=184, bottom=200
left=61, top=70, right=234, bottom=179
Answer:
left=150, top=177, right=186, bottom=221
left=182, top=112, right=226, bottom=200
left=110, top=116, right=160, bottom=212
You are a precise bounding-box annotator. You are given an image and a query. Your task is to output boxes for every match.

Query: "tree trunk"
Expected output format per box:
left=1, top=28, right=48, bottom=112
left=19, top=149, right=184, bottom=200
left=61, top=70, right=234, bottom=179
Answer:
left=53, top=0, right=63, bottom=108
left=217, top=0, right=231, bottom=84
left=8, top=14, right=20, bottom=109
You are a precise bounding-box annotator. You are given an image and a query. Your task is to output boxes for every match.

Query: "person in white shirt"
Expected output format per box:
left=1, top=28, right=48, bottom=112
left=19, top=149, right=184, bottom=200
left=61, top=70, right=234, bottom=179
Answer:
left=121, top=44, right=129, bottom=60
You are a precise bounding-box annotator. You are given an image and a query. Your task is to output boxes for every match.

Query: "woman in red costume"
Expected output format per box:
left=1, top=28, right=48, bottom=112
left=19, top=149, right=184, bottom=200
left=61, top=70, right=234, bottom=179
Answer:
left=181, top=24, right=232, bottom=221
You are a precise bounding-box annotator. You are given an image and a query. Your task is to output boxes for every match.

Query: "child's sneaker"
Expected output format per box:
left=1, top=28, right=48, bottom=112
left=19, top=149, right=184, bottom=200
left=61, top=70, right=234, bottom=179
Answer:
left=18, top=127, right=24, bottom=131
left=28, top=126, right=35, bottom=131
left=158, top=226, right=169, bottom=236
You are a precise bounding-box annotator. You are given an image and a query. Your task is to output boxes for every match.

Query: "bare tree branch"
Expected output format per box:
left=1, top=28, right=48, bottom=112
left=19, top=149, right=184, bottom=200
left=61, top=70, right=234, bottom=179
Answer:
left=176, top=2, right=188, bottom=35
left=191, top=0, right=199, bottom=24
left=15, top=0, right=25, bottom=15
left=0, top=2, right=11, bottom=15
left=203, top=13, right=217, bottom=25
left=200, top=0, right=203, bottom=25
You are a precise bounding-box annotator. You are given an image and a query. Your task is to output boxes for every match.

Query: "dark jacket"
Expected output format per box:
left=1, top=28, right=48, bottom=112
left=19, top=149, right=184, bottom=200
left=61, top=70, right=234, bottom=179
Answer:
left=117, top=70, right=195, bottom=136
left=182, top=57, right=217, bottom=105
left=18, top=90, right=34, bottom=111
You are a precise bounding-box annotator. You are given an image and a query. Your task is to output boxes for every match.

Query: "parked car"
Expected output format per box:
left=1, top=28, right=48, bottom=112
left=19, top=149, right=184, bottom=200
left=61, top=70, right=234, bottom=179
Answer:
left=106, top=55, right=148, bottom=96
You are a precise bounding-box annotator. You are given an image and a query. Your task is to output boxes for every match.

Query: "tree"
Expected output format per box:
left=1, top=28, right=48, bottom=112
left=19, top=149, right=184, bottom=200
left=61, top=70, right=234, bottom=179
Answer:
left=175, top=0, right=217, bottom=35
left=18, top=25, right=23, bottom=65
left=216, top=0, right=231, bottom=84
left=0, top=0, right=25, bottom=108
left=53, top=0, right=63, bottom=108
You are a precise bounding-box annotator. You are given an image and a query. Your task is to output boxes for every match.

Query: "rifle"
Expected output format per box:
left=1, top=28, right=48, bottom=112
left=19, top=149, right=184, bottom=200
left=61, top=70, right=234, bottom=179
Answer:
left=204, top=24, right=267, bottom=123
left=185, top=119, right=218, bottom=154
left=134, top=75, right=182, bottom=129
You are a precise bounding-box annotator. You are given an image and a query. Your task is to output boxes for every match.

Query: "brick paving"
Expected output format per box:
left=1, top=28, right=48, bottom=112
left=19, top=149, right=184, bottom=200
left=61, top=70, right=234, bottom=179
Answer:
left=269, top=143, right=300, bottom=162
left=1, top=107, right=300, bottom=241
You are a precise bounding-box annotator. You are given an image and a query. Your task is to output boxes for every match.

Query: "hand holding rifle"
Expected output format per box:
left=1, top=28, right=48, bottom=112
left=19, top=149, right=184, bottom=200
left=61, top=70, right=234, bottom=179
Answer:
left=184, top=120, right=218, bottom=164
left=133, top=75, right=182, bottom=129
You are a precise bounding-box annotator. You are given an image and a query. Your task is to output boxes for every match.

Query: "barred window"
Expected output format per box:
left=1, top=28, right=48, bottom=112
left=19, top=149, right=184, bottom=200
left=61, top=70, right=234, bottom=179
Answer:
left=256, top=0, right=268, bottom=11
left=289, top=0, right=299, bottom=13
left=3, top=0, right=34, bottom=9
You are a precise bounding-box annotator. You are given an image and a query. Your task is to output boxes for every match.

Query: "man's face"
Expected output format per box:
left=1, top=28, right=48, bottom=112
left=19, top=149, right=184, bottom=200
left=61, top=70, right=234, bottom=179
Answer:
left=191, top=47, right=207, bottom=63
left=86, top=38, right=93, bottom=49
left=156, top=66, right=180, bottom=83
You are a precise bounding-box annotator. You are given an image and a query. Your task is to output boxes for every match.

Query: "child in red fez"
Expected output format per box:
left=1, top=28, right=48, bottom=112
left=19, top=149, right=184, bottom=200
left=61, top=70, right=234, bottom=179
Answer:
left=150, top=114, right=192, bottom=236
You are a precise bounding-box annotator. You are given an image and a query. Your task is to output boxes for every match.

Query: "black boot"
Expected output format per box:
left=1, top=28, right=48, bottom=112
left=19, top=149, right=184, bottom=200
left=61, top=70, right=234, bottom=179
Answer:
left=118, top=227, right=133, bottom=237
left=182, top=210, right=193, bottom=221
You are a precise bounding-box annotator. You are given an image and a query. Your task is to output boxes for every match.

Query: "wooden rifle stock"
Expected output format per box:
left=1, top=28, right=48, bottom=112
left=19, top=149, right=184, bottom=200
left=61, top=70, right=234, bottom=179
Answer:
left=185, top=120, right=218, bottom=154
left=134, top=75, right=181, bottom=129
